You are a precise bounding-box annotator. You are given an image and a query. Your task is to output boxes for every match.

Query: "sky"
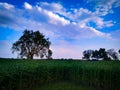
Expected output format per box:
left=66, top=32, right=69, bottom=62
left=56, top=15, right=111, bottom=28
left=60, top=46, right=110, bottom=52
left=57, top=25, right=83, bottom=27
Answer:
left=0, top=0, right=120, bottom=59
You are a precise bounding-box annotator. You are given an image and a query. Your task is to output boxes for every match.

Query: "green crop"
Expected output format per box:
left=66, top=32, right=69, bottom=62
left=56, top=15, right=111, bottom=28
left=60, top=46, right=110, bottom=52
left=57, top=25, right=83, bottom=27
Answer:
left=0, top=58, right=120, bottom=90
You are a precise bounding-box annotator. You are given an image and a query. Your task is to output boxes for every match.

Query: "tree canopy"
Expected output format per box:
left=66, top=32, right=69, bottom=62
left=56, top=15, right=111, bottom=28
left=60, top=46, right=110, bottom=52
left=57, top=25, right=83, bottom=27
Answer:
left=119, top=49, right=120, bottom=54
left=83, top=48, right=119, bottom=60
left=83, top=50, right=94, bottom=60
left=12, top=30, right=52, bottom=59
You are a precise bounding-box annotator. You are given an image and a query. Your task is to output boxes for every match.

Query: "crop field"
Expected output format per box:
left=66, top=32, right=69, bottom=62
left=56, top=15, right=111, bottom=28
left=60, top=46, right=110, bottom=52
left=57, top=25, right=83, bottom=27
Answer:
left=0, top=58, right=120, bottom=90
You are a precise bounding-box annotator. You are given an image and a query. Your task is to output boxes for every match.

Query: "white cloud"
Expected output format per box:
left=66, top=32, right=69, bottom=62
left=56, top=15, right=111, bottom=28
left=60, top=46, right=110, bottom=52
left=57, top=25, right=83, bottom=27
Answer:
left=0, top=2, right=119, bottom=59
left=59, top=7, right=114, bottom=29
left=38, top=2, right=65, bottom=12
left=76, top=22, right=111, bottom=39
left=115, top=1, right=120, bottom=7
left=50, top=3, right=63, bottom=10
left=0, top=2, right=14, bottom=9
left=91, top=17, right=114, bottom=28
left=0, top=2, right=113, bottom=40
left=43, top=10, right=70, bottom=25
left=104, top=20, right=114, bottom=27
left=87, top=0, right=120, bottom=16
left=37, top=6, right=42, bottom=12
left=89, top=27, right=111, bottom=38
left=24, top=2, right=32, bottom=10
left=65, top=8, right=93, bottom=22
left=35, top=2, right=114, bottom=29
left=36, top=2, right=70, bottom=26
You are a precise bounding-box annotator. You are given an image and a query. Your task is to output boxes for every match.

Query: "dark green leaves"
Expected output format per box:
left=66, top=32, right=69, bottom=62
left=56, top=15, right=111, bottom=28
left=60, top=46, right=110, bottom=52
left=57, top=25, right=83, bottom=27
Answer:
left=12, top=29, right=52, bottom=59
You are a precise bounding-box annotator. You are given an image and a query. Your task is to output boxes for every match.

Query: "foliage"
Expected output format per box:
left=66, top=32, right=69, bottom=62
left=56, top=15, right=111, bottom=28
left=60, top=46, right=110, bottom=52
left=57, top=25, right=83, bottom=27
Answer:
left=12, top=30, right=52, bottom=59
left=119, top=49, right=120, bottom=54
left=92, top=50, right=99, bottom=60
left=83, top=48, right=119, bottom=60
left=107, top=49, right=119, bottom=60
left=0, top=58, right=120, bottom=90
left=35, top=82, right=94, bottom=90
left=82, top=50, right=94, bottom=60
left=98, top=48, right=108, bottom=59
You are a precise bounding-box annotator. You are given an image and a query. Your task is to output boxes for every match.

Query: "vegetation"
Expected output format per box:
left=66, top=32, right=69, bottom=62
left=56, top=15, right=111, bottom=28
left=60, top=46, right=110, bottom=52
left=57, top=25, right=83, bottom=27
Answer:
left=35, top=82, right=95, bottom=90
left=0, top=58, right=120, bottom=90
left=12, top=30, right=52, bottom=59
left=83, top=48, right=119, bottom=60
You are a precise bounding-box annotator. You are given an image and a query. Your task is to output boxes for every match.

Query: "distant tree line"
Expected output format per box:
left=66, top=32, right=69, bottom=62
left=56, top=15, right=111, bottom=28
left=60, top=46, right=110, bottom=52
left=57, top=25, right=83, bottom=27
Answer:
left=82, top=48, right=120, bottom=60
left=12, top=29, right=120, bottom=61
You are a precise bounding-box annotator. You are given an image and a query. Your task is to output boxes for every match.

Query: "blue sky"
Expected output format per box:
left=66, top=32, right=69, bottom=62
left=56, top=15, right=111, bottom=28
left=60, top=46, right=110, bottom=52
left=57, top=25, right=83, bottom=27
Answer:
left=0, top=0, right=120, bottom=59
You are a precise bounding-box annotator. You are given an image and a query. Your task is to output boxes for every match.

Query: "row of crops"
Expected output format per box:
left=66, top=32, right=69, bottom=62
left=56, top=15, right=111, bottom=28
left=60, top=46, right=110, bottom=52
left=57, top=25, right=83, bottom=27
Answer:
left=0, top=59, right=120, bottom=90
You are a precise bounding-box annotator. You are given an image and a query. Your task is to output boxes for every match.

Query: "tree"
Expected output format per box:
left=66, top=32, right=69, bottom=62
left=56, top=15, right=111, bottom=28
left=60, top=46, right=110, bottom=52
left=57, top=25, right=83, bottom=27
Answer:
left=91, top=48, right=110, bottom=60
left=82, top=50, right=94, bottom=60
left=107, top=49, right=119, bottom=60
left=92, top=50, right=99, bottom=60
left=98, top=48, right=109, bottom=60
left=12, top=30, right=52, bottom=59
left=46, top=49, right=53, bottom=59
left=119, top=49, right=120, bottom=54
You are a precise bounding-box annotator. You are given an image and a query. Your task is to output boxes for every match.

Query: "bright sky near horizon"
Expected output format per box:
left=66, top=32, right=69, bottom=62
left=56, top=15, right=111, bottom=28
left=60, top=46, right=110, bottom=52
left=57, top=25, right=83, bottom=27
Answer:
left=0, top=0, right=120, bottom=59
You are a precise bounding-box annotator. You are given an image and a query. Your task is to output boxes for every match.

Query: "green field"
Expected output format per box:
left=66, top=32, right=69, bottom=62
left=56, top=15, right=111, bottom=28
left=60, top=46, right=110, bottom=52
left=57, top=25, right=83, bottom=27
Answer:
left=34, top=82, right=94, bottom=90
left=0, top=58, right=120, bottom=90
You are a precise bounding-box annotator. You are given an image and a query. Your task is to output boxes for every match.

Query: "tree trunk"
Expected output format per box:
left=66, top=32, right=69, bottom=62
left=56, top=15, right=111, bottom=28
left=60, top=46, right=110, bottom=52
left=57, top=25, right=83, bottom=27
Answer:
left=30, top=54, right=33, bottom=59
left=27, top=54, right=33, bottom=59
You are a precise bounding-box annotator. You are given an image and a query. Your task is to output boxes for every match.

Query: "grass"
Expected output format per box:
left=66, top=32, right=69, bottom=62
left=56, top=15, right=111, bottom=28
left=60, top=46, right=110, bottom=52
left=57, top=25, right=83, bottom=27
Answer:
left=35, top=82, right=95, bottom=90
left=0, top=58, right=120, bottom=90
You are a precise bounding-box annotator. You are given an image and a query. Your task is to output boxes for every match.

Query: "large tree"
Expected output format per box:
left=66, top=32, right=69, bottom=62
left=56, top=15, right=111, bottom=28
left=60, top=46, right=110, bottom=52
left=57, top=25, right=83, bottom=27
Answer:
left=12, top=30, right=52, bottom=59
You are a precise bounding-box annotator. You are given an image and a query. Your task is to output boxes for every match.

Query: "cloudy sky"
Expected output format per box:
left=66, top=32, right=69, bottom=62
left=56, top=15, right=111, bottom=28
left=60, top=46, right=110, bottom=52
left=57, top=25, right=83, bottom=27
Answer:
left=0, top=0, right=120, bottom=59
